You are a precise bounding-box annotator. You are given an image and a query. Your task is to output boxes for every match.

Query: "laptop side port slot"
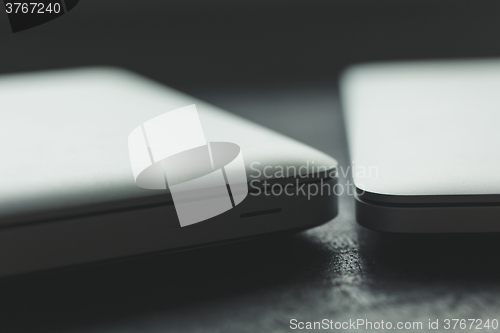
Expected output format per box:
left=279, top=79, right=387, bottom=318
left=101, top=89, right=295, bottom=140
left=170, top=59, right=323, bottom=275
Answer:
left=240, top=208, right=282, bottom=218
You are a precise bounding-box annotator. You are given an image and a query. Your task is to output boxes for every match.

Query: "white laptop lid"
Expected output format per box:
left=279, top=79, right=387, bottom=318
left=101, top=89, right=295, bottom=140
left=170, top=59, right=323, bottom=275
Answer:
left=341, top=59, right=500, bottom=204
left=0, top=67, right=337, bottom=226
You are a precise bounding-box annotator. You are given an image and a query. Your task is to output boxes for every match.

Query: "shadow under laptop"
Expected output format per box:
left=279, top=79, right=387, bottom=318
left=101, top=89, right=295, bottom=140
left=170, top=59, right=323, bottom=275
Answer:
left=0, top=232, right=334, bottom=333
left=358, top=228, right=500, bottom=284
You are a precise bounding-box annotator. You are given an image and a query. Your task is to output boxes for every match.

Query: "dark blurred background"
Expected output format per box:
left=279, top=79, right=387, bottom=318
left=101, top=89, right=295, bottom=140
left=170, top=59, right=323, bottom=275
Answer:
left=1, top=0, right=500, bottom=88
left=2, top=1, right=500, bottom=332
